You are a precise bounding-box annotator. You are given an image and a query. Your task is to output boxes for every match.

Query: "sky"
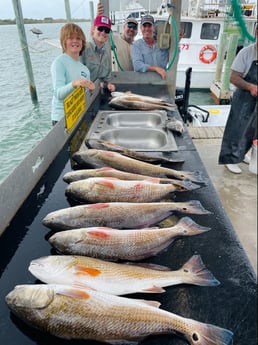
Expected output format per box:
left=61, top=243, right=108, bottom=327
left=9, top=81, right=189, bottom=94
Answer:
left=1, top=0, right=99, bottom=20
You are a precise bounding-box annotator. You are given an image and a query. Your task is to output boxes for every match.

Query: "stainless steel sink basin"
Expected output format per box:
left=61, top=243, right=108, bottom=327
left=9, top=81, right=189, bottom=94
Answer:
left=105, top=111, right=167, bottom=127
left=99, top=128, right=174, bottom=150
left=86, top=110, right=178, bottom=152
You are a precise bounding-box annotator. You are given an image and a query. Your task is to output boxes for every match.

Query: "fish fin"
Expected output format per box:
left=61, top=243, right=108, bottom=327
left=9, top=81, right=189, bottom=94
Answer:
left=72, top=281, right=97, bottom=291
left=97, top=167, right=115, bottom=171
left=134, top=299, right=161, bottom=308
left=87, top=203, right=110, bottom=209
left=104, top=339, right=142, bottom=344
left=186, top=319, right=233, bottom=345
left=93, top=179, right=116, bottom=189
left=172, top=179, right=201, bottom=191
left=179, top=255, right=220, bottom=286
left=177, top=217, right=211, bottom=235
left=124, top=262, right=171, bottom=271
left=75, top=265, right=101, bottom=277
left=143, top=286, right=166, bottom=293
left=55, top=286, right=91, bottom=299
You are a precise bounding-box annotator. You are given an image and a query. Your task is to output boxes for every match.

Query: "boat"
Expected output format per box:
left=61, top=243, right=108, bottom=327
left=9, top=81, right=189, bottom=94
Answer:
left=109, top=0, right=148, bottom=24
left=110, top=0, right=257, bottom=89
left=0, top=1, right=256, bottom=344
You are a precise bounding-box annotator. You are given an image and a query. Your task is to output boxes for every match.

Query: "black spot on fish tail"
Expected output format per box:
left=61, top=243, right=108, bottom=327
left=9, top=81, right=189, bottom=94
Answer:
left=187, top=321, right=233, bottom=345
left=180, top=255, right=220, bottom=286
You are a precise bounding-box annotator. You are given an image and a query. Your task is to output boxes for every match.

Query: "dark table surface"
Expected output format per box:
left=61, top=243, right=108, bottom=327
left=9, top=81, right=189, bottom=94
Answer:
left=0, top=85, right=256, bottom=345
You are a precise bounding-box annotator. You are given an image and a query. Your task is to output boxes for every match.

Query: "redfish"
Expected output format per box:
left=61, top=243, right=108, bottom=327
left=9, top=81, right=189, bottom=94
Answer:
left=28, top=255, right=219, bottom=295
left=48, top=217, right=210, bottom=260
left=72, top=149, right=205, bottom=183
left=42, top=201, right=211, bottom=230
left=85, top=139, right=184, bottom=163
left=65, top=177, right=199, bottom=203
left=5, top=284, right=233, bottom=344
left=63, top=167, right=196, bottom=189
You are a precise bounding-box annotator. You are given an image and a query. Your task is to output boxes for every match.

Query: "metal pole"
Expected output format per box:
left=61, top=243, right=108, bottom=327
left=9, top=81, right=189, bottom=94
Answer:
left=214, top=32, right=228, bottom=82
left=167, top=0, right=182, bottom=98
left=100, top=0, right=109, bottom=16
left=64, top=0, right=72, bottom=22
left=12, top=0, right=38, bottom=103
left=89, top=1, right=94, bottom=24
left=221, top=34, right=238, bottom=91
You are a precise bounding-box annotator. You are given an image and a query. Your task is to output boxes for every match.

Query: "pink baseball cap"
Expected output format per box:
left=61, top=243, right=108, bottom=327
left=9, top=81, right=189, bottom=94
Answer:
left=94, top=15, right=112, bottom=29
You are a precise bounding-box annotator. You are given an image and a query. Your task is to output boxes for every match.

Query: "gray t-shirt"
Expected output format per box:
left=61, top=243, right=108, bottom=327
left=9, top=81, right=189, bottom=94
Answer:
left=231, top=43, right=257, bottom=77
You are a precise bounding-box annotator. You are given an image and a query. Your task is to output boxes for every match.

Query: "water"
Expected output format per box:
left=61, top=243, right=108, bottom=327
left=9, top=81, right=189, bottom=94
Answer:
left=0, top=22, right=91, bottom=184
left=0, top=22, right=215, bottom=184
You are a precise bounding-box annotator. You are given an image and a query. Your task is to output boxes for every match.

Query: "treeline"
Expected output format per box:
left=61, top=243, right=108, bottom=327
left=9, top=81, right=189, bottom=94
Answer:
left=0, top=18, right=89, bottom=25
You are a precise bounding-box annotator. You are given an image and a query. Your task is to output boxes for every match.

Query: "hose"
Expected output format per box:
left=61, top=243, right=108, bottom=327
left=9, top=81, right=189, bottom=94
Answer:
left=165, top=15, right=179, bottom=71
left=110, top=31, right=125, bottom=71
left=231, top=0, right=255, bottom=42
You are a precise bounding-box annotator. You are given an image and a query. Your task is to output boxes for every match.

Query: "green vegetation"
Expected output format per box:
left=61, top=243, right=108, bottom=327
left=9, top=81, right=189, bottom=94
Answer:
left=0, top=18, right=90, bottom=25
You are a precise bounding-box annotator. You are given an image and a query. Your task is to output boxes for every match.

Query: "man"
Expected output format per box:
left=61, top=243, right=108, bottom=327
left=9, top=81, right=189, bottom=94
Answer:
left=96, top=3, right=138, bottom=71
left=110, top=17, right=138, bottom=71
left=132, top=14, right=169, bottom=79
left=80, top=15, right=115, bottom=92
left=218, top=26, right=258, bottom=174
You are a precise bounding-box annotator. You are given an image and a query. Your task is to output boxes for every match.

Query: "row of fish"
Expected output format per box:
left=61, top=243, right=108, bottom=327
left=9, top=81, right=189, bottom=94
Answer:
left=5, top=139, right=234, bottom=344
left=72, top=149, right=205, bottom=183
left=109, top=91, right=177, bottom=111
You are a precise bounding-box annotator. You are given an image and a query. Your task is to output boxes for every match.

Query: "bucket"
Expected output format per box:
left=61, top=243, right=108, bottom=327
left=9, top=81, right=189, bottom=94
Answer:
left=249, top=139, right=257, bottom=175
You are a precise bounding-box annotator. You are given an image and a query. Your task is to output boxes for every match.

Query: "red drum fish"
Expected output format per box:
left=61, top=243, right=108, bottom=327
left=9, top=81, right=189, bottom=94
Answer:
left=72, top=149, right=204, bottom=183
left=85, top=139, right=184, bottom=163
left=5, top=284, right=233, bottom=344
left=48, top=217, right=210, bottom=260
left=63, top=167, right=198, bottom=190
left=65, top=177, right=200, bottom=203
left=28, top=255, right=220, bottom=295
left=42, top=202, right=211, bottom=230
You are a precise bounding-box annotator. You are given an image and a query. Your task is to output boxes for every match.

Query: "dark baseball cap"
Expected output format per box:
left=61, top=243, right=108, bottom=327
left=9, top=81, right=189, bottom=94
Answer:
left=141, top=15, right=154, bottom=25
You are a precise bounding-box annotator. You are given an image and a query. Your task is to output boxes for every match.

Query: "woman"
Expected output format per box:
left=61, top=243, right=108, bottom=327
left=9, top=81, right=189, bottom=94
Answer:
left=80, top=15, right=115, bottom=92
left=51, top=23, right=95, bottom=125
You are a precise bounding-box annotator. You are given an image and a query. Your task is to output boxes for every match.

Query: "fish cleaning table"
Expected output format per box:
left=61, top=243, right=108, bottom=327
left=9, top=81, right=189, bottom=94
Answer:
left=0, top=84, right=256, bottom=345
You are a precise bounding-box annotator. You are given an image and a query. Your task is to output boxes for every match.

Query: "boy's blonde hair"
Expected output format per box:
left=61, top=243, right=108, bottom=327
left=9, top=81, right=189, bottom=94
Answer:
left=60, top=23, right=86, bottom=55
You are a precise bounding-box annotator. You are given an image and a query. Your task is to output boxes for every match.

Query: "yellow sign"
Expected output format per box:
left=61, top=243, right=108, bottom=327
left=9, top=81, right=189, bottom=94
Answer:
left=64, top=87, right=86, bottom=131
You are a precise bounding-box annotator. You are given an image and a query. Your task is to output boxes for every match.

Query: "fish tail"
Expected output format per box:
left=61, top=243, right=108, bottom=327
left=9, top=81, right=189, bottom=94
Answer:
left=179, top=255, right=220, bottom=286
left=170, top=170, right=207, bottom=184
left=177, top=217, right=211, bottom=235
left=173, top=179, right=201, bottom=191
left=178, top=200, right=211, bottom=215
left=186, top=319, right=233, bottom=345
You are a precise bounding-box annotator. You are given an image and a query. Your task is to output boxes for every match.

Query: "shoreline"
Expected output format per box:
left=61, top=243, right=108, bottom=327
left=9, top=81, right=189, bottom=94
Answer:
left=0, top=18, right=90, bottom=25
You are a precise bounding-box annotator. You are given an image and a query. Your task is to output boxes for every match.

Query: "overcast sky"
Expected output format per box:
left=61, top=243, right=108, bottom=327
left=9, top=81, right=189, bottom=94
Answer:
left=1, top=0, right=99, bottom=20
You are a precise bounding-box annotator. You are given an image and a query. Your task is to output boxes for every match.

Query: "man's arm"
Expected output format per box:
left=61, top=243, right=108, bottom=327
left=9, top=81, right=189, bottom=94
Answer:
left=230, top=70, right=258, bottom=97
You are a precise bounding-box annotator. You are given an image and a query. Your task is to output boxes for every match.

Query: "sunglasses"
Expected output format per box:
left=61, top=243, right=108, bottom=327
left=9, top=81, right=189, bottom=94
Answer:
left=97, top=26, right=111, bottom=34
left=127, top=23, right=138, bottom=30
